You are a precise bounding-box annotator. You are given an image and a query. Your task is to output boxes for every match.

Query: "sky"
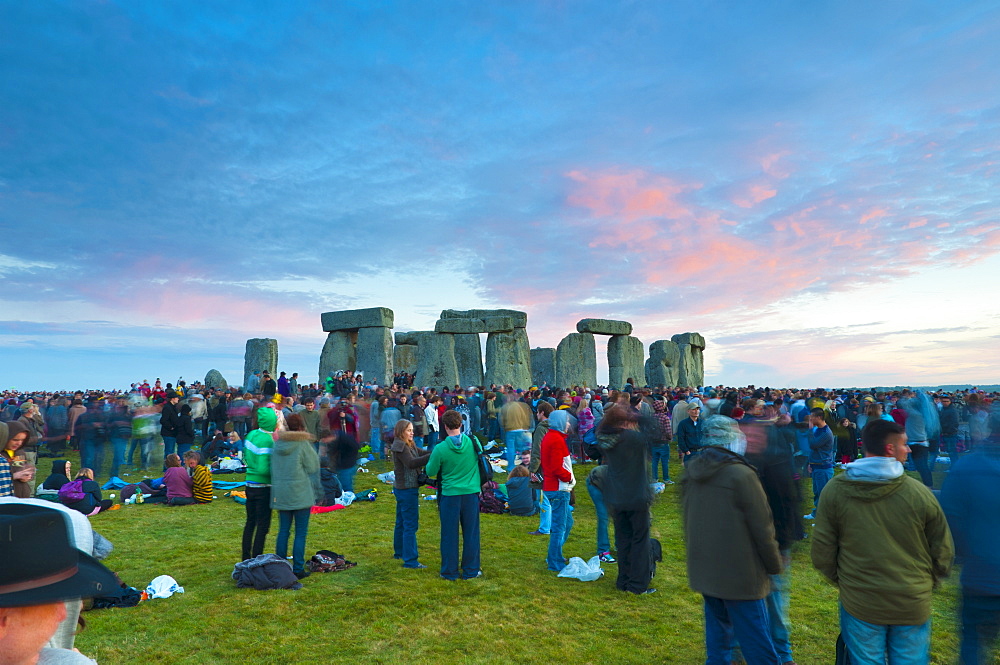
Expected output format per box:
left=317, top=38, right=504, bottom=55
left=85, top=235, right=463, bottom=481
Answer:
left=2, top=1, right=999, bottom=391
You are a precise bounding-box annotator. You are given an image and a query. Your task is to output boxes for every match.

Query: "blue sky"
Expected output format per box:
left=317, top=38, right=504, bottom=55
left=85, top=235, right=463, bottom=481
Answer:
left=2, top=1, right=999, bottom=390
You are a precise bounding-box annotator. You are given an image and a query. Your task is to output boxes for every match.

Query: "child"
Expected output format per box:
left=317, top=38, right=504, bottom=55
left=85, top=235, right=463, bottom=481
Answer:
left=505, top=464, right=536, bottom=516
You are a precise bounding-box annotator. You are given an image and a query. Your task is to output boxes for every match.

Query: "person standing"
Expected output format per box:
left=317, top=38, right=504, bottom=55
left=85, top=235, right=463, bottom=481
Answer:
left=270, top=413, right=321, bottom=579
left=650, top=398, right=673, bottom=483
left=390, top=419, right=431, bottom=569
left=408, top=394, right=430, bottom=450
left=528, top=401, right=554, bottom=536
left=159, top=393, right=181, bottom=463
left=540, top=410, right=575, bottom=572
left=682, top=414, right=783, bottom=663
left=938, top=394, right=960, bottom=460
left=811, top=419, right=953, bottom=664
left=939, top=426, right=1000, bottom=664
left=260, top=372, right=277, bottom=398
left=242, top=406, right=276, bottom=561
left=676, top=403, right=703, bottom=465
left=803, top=408, right=834, bottom=521
left=277, top=371, right=290, bottom=398
left=424, top=410, right=482, bottom=581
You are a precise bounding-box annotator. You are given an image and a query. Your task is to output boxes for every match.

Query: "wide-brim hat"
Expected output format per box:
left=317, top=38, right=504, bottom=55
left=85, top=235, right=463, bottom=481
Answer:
left=0, top=504, right=119, bottom=607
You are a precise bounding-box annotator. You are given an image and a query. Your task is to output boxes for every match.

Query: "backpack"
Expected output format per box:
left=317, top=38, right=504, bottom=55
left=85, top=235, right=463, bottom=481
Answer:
left=58, top=479, right=87, bottom=503
left=308, top=550, right=357, bottom=573
left=472, top=437, right=494, bottom=485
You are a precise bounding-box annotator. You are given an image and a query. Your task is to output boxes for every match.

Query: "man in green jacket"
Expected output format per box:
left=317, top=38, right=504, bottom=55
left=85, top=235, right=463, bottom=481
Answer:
left=811, top=419, right=954, bottom=664
left=425, top=410, right=482, bottom=581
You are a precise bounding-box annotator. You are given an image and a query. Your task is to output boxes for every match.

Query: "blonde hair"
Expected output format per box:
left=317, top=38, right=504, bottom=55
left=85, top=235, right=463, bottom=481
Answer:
left=75, top=468, right=95, bottom=480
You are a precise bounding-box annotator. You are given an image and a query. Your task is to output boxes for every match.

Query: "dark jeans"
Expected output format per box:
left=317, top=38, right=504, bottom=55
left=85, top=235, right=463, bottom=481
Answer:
left=611, top=507, right=651, bottom=593
left=393, top=487, right=420, bottom=566
left=337, top=466, right=356, bottom=493
left=241, top=485, right=272, bottom=561
left=910, top=444, right=933, bottom=487
left=167, top=496, right=195, bottom=506
left=961, top=591, right=1000, bottom=665
left=162, top=436, right=177, bottom=463
left=438, top=493, right=480, bottom=580
left=109, top=436, right=127, bottom=480
left=704, top=595, right=779, bottom=665
left=276, top=507, right=311, bottom=574
left=651, top=444, right=671, bottom=481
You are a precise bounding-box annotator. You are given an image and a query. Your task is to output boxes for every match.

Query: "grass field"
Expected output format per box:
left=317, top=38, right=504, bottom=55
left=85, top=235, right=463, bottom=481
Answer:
left=56, top=451, right=963, bottom=665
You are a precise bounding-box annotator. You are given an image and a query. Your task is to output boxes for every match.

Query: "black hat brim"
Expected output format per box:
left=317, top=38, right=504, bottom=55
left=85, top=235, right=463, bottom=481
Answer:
left=0, top=549, right=120, bottom=608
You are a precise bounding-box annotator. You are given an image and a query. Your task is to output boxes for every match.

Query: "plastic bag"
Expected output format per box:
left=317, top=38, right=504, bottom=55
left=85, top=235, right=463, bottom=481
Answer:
left=650, top=481, right=666, bottom=494
left=556, top=556, right=604, bottom=582
left=335, top=491, right=356, bottom=507
left=376, top=471, right=395, bottom=484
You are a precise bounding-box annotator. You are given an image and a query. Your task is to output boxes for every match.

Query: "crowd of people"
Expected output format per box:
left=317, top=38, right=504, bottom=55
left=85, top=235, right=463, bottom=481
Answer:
left=2, top=372, right=999, bottom=664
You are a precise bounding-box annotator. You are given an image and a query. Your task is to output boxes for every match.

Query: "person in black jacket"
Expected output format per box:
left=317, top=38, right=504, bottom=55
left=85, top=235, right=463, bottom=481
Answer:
left=260, top=372, right=277, bottom=397
left=175, top=404, right=196, bottom=458
left=160, top=393, right=181, bottom=463
left=676, top=404, right=704, bottom=465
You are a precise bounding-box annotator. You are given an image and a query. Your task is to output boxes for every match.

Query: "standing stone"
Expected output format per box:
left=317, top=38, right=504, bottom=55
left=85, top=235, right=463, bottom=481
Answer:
left=555, top=333, right=597, bottom=389
left=356, top=327, right=393, bottom=385
left=321, top=307, right=394, bottom=332
left=576, top=318, right=633, bottom=336
left=530, top=348, right=557, bottom=387
left=671, top=332, right=707, bottom=388
left=244, top=338, right=278, bottom=390
left=644, top=339, right=680, bottom=387
left=485, top=328, right=531, bottom=388
left=204, top=369, right=228, bottom=391
left=415, top=333, right=459, bottom=389
left=393, top=344, right=418, bottom=375
left=608, top=335, right=645, bottom=390
left=454, top=333, right=485, bottom=387
left=318, top=331, right=356, bottom=384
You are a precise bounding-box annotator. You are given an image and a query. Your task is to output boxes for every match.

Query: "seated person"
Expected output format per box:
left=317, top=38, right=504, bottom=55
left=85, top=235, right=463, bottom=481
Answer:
left=505, top=464, right=536, bottom=516
left=318, top=457, right=344, bottom=506
left=36, top=460, right=72, bottom=500
left=59, top=468, right=112, bottom=516
left=0, top=503, right=118, bottom=665
left=184, top=451, right=213, bottom=504
left=162, top=453, right=194, bottom=506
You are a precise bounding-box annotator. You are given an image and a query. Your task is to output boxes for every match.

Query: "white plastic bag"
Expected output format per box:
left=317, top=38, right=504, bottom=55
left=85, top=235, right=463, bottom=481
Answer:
left=145, top=574, right=185, bottom=599
left=335, top=490, right=356, bottom=507
left=376, top=471, right=395, bottom=484
left=556, top=556, right=604, bottom=582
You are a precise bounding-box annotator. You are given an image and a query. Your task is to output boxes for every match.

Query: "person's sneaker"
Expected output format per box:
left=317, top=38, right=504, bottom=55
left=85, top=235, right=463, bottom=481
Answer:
left=635, top=588, right=656, bottom=595
left=803, top=513, right=815, bottom=520
left=599, top=552, right=617, bottom=564
left=294, top=570, right=311, bottom=580
left=462, top=571, right=483, bottom=579
left=528, top=530, right=549, bottom=535
left=664, top=479, right=675, bottom=485
left=404, top=563, right=427, bottom=569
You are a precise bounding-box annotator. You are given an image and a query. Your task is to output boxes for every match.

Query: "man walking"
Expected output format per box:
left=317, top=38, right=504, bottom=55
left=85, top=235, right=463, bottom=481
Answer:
left=811, top=419, right=953, bottom=664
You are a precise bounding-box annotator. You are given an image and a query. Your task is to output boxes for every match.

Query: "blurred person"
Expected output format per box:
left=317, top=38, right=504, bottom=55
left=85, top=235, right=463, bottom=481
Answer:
left=271, top=413, right=321, bottom=579
left=390, top=419, right=431, bottom=569
left=3, top=422, right=36, bottom=498
left=43, top=396, right=69, bottom=457
left=650, top=398, right=673, bottom=483
left=66, top=398, right=85, bottom=452
left=127, top=403, right=159, bottom=472
left=902, top=392, right=940, bottom=488
left=803, top=408, right=834, bottom=521
left=159, top=392, right=181, bottom=463
left=501, top=397, right=532, bottom=475
left=106, top=397, right=131, bottom=480
left=812, top=419, right=953, bottom=665
left=175, top=403, right=196, bottom=459
left=242, top=406, right=276, bottom=561
left=938, top=395, right=960, bottom=459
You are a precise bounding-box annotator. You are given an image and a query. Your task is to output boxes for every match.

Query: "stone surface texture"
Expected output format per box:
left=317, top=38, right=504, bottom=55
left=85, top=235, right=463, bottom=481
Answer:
left=671, top=332, right=706, bottom=388
left=321, top=307, right=393, bottom=332
left=453, top=333, right=485, bottom=387
left=485, top=328, right=531, bottom=388
left=394, top=331, right=428, bottom=346
left=644, top=339, right=680, bottom=388
left=393, top=344, right=418, bottom=375
left=318, top=331, right=356, bottom=383
left=356, top=326, right=393, bottom=385
left=529, top=348, right=556, bottom=387
left=415, top=333, right=459, bottom=389
left=434, top=318, right=486, bottom=334
left=204, top=369, right=228, bottom=391
left=482, top=316, right=515, bottom=333
left=244, top=338, right=278, bottom=389
left=440, top=309, right=528, bottom=328
left=555, top=333, right=597, bottom=388
left=608, top=335, right=645, bottom=389
left=576, top=318, right=633, bottom=336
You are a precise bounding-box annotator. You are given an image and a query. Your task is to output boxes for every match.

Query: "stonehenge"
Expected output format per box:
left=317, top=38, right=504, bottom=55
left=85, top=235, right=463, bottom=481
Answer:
left=243, top=338, right=277, bottom=389
left=204, top=369, right=228, bottom=391
left=297, top=307, right=707, bottom=390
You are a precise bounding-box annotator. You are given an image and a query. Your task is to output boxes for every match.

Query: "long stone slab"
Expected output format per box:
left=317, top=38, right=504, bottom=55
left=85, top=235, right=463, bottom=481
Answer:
left=482, top=316, right=515, bottom=333
left=454, top=333, right=485, bottom=387
left=645, top=339, right=680, bottom=388
left=356, top=326, right=393, bottom=385
left=321, top=307, right=393, bottom=332
left=555, top=333, right=596, bottom=389
left=530, top=348, right=556, bottom=387
left=485, top=328, right=531, bottom=388
left=440, top=308, right=527, bottom=328
left=576, top=318, right=633, bottom=336
left=608, top=335, right=645, bottom=389
left=244, top=338, right=278, bottom=390
left=434, top=318, right=486, bottom=334
left=415, top=333, right=458, bottom=389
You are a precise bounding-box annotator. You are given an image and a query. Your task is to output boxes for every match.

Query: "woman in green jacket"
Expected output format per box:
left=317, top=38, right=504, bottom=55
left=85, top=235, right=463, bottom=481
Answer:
left=271, top=413, right=321, bottom=579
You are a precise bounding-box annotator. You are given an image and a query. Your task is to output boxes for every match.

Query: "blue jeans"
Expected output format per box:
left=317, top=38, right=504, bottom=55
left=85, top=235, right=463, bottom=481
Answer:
left=276, top=507, right=311, bottom=574
left=109, top=436, right=127, bottom=479
left=651, top=444, right=671, bottom=481
left=337, top=466, right=356, bottom=493
left=811, top=465, right=834, bottom=512
left=438, top=493, right=480, bottom=580
left=840, top=603, right=930, bottom=665
left=80, top=436, right=105, bottom=479
left=960, top=591, right=1000, bottom=665
left=704, top=595, right=779, bottom=665
left=544, top=490, right=573, bottom=571
left=766, top=558, right=793, bottom=663
left=585, top=477, right=611, bottom=554
left=162, top=435, right=176, bottom=461
left=941, top=435, right=958, bottom=458
left=393, top=487, right=420, bottom=567
left=504, top=429, right=530, bottom=471
left=536, top=490, right=551, bottom=534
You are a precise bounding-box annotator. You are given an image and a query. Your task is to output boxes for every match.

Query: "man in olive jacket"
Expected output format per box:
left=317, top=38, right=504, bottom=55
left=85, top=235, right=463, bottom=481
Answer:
left=811, top=419, right=953, bottom=664
left=682, top=414, right=783, bottom=665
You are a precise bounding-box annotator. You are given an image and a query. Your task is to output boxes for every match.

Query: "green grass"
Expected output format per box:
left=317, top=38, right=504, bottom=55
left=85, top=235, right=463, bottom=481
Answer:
left=58, top=451, right=962, bottom=665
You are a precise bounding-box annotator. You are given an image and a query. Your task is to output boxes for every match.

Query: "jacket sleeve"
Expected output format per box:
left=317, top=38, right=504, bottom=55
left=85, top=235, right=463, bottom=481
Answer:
left=810, top=485, right=840, bottom=584
left=529, top=426, right=544, bottom=474
left=424, top=446, right=442, bottom=479
left=736, top=468, right=782, bottom=575
left=923, top=491, right=955, bottom=584
left=677, top=421, right=690, bottom=453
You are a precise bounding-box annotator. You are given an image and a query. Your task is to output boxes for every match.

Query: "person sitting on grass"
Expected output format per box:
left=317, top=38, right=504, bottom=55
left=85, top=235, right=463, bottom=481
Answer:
left=61, top=468, right=113, bottom=516
left=184, top=451, right=213, bottom=504
left=318, top=456, right=344, bottom=506
left=37, top=459, right=72, bottom=500
left=505, top=463, right=536, bottom=517
left=162, top=453, right=194, bottom=506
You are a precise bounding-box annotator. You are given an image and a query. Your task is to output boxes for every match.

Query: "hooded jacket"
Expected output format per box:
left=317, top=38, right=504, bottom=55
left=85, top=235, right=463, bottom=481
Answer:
left=424, top=434, right=480, bottom=496
left=391, top=437, right=431, bottom=490
left=42, top=460, right=71, bottom=490
left=244, top=408, right=276, bottom=485
left=811, top=457, right=954, bottom=625
left=270, top=431, right=321, bottom=511
left=682, top=447, right=782, bottom=600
